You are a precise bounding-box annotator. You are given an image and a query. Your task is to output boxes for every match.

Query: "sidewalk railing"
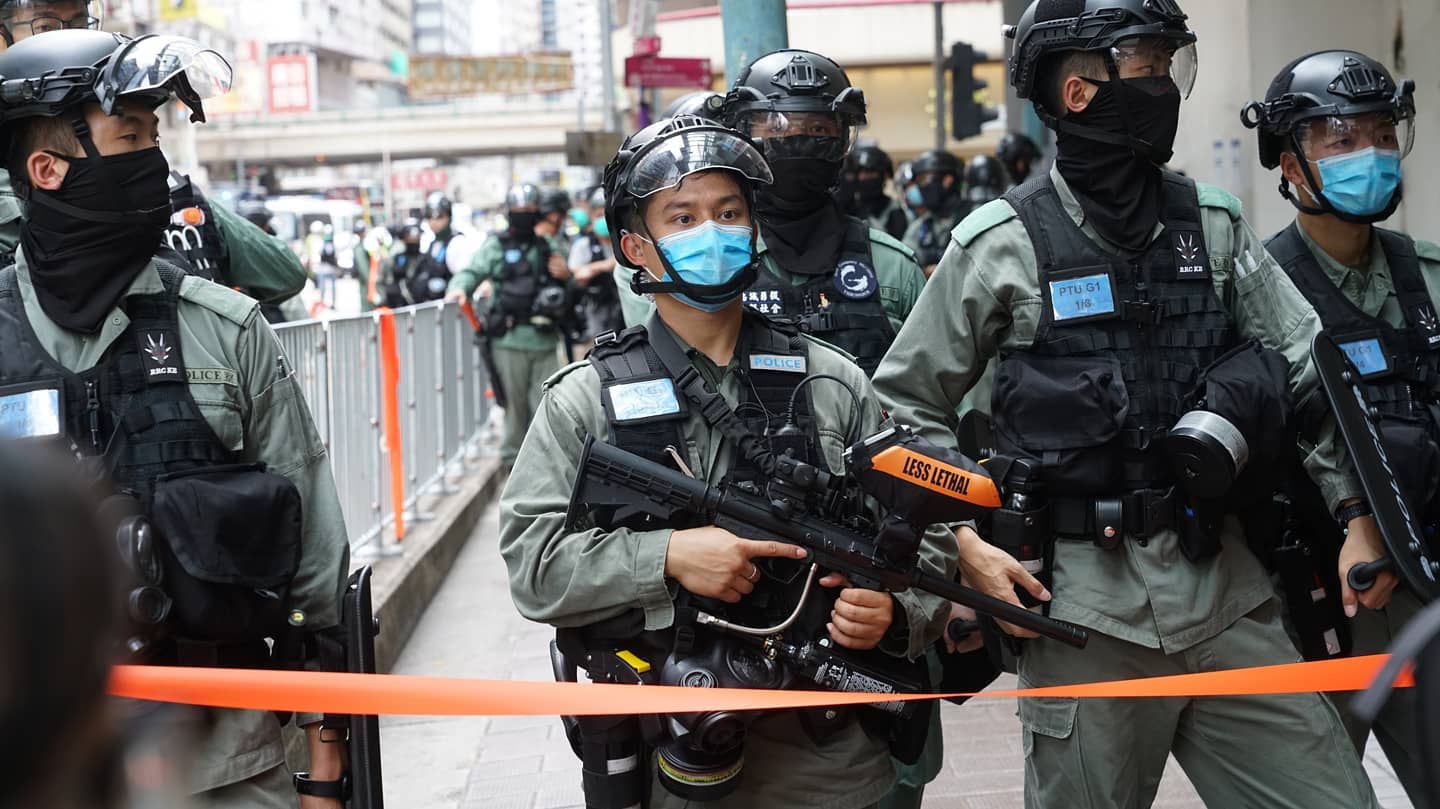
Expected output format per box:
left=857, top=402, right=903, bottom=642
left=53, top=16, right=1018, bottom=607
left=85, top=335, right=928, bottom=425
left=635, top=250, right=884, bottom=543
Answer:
left=274, top=301, right=492, bottom=554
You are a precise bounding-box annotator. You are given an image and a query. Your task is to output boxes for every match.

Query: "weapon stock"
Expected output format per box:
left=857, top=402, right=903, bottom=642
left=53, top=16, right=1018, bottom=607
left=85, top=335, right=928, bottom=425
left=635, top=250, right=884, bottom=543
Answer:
left=568, top=436, right=1089, bottom=649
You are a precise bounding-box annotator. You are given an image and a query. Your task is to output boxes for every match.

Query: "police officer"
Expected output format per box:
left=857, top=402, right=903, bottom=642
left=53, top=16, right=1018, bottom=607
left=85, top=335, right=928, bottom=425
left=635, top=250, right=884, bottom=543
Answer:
left=567, top=186, right=624, bottom=342
left=961, top=153, right=1006, bottom=210
left=1243, top=49, right=1431, bottom=803
left=900, top=149, right=966, bottom=276
left=0, top=30, right=349, bottom=808
left=377, top=219, right=425, bottom=308
left=996, top=131, right=1043, bottom=186
left=837, top=145, right=909, bottom=240
left=0, top=0, right=309, bottom=314
left=445, top=184, right=569, bottom=469
left=539, top=187, right=574, bottom=251
left=419, top=191, right=477, bottom=299
left=500, top=114, right=951, bottom=809
left=874, top=1, right=1383, bottom=806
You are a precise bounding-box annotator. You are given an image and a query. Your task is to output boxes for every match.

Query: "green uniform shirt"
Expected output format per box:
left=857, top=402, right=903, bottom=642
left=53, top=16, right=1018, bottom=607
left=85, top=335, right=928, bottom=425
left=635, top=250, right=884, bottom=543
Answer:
left=874, top=165, right=1361, bottom=654
left=449, top=235, right=561, bottom=352
left=12, top=250, right=349, bottom=792
left=615, top=228, right=927, bottom=337
left=500, top=316, right=954, bottom=808
left=1291, top=221, right=1440, bottom=324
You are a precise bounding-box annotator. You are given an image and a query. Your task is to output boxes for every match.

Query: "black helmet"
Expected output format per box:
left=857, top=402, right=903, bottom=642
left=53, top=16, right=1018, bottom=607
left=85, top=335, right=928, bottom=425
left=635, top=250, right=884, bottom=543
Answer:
left=424, top=191, right=452, bottom=219
left=911, top=149, right=962, bottom=179
left=540, top=188, right=571, bottom=216
left=0, top=30, right=231, bottom=127
left=0, top=0, right=103, bottom=45
left=602, top=115, right=772, bottom=302
left=996, top=132, right=1041, bottom=181
left=965, top=154, right=1007, bottom=196
left=847, top=145, right=894, bottom=177
left=586, top=186, right=605, bottom=209
left=1005, top=0, right=1198, bottom=105
left=399, top=219, right=422, bottom=242
left=505, top=183, right=541, bottom=211
left=722, top=49, right=866, bottom=159
left=237, top=198, right=271, bottom=229
left=1242, top=50, right=1414, bottom=224
left=663, top=90, right=725, bottom=120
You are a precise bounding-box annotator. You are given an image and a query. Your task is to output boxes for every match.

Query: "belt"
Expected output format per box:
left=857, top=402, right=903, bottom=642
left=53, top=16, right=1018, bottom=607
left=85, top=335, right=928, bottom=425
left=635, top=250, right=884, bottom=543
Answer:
left=146, top=638, right=274, bottom=669
left=1051, top=487, right=1184, bottom=550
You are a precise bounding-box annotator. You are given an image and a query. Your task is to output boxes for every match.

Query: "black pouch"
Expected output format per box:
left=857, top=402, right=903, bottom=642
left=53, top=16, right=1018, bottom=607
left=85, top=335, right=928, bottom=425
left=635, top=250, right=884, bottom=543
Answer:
left=1378, top=414, right=1440, bottom=513
left=1189, top=341, right=1293, bottom=506
left=148, top=463, right=303, bottom=644
left=1274, top=541, right=1351, bottom=661
left=498, top=273, right=539, bottom=318
left=991, top=354, right=1129, bottom=492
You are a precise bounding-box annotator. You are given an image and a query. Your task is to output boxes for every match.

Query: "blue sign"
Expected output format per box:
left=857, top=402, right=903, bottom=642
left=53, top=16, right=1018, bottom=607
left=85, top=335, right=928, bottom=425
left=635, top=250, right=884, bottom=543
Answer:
left=749, top=354, right=808, bottom=374
left=609, top=378, right=681, bottom=422
left=1049, top=273, right=1116, bottom=322
left=0, top=387, right=60, bottom=439
left=1340, top=338, right=1390, bottom=377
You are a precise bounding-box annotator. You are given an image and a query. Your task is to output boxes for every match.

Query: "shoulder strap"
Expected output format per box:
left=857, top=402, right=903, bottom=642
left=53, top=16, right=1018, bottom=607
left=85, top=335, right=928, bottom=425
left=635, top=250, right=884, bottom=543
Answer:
left=1160, top=172, right=1204, bottom=230
left=1002, top=174, right=1063, bottom=270
left=591, top=325, right=686, bottom=466
left=1376, top=228, right=1440, bottom=351
left=840, top=217, right=874, bottom=267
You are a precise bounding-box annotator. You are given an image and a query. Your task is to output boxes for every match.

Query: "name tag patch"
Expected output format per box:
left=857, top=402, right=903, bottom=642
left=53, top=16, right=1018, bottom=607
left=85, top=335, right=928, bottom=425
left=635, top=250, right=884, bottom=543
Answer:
left=187, top=368, right=238, bottom=387
left=609, top=378, right=681, bottom=422
left=749, top=354, right=807, bottom=374
left=1340, top=338, right=1390, bottom=377
left=0, top=386, right=61, bottom=439
left=1049, top=273, right=1116, bottom=322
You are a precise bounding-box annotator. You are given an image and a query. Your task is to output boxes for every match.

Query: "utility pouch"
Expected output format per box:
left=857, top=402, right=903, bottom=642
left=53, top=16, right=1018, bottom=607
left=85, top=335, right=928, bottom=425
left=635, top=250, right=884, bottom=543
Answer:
left=990, top=503, right=1053, bottom=611
left=1274, top=542, right=1351, bottom=661
left=147, top=463, right=303, bottom=645
left=991, top=354, right=1129, bottom=492
left=1176, top=500, right=1223, bottom=562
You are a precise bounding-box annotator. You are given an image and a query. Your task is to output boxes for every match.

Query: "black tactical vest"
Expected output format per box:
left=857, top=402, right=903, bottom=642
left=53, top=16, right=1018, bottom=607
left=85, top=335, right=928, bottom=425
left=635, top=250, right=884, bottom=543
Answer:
left=993, top=172, right=1234, bottom=494
left=742, top=218, right=895, bottom=377
left=1267, top=223, right=1440, bottom=415
left=494, top=234, right=551, bottom=319
left=0, top=262, right=234, bottom=483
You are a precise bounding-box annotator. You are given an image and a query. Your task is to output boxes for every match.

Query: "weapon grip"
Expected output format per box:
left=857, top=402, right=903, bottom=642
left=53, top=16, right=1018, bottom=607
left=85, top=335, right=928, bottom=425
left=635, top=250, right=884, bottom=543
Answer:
left=947, top=619, right=981, bottom=642
left=1347, top=557, right=1395, bottom=593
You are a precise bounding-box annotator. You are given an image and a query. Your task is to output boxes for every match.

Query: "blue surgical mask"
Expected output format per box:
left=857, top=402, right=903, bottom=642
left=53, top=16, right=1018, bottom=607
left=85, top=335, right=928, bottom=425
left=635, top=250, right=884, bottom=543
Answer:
left=904, top=185, right=924, bottom=209
left=1314, top=147, right=1403, bottom=217
left=651, top=220, right=754, bottom=312
left=593, top=217, right=610, bottom=238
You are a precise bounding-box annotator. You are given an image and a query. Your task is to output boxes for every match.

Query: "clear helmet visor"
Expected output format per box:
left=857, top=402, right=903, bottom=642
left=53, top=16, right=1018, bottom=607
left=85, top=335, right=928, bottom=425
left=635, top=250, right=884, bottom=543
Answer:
left=0, top=0, right=103, bottom=40
left=1298, top=112, right=1415, bottom=162
left=626, top=128, right=773, bottom=199
left=742, top=110, right=856, bottom=160
left=1111, top=37, right=1198, bottom=98
left=100, top=34, right=232, bottom=115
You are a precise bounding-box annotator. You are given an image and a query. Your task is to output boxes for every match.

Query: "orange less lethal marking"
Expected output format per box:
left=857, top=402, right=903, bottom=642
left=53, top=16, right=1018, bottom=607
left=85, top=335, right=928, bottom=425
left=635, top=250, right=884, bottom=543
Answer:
left=870, top=445, right=1001, bottom=508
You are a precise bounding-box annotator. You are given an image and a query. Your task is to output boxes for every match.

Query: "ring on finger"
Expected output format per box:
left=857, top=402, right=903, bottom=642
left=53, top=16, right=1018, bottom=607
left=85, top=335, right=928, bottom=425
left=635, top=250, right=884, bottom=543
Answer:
left=746, top=563, right=761, bottom=583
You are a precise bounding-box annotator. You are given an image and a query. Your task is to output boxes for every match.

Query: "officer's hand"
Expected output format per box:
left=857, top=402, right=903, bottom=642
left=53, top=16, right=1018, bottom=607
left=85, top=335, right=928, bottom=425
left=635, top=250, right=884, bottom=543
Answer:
left=819, top=572, right=894, bottom=650
left=444, top=288, right=467, bottom=304
left=664, top=527, right=808, bottom=603
left=943, top=602, right=985, bottom=655
left=548, top=254, right=571, bottom=280
left=955, top=525, right=1050, bottom=638
left=572, top=264, right=597, bottom=285
left=1339, top=514, right=1398, bottom=614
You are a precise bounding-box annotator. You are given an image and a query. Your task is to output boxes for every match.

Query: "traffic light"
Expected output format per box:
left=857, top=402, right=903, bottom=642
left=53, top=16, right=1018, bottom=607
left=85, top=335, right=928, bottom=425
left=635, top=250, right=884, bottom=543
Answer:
left=951, top=41, right=999, bottom=141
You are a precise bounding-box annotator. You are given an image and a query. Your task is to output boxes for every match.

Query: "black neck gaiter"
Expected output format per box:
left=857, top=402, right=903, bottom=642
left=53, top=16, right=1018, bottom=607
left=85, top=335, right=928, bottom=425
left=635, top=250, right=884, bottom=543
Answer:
left=1054, top=77, right=1181, bottom=252
left=22, top=147, right=173, bottom=333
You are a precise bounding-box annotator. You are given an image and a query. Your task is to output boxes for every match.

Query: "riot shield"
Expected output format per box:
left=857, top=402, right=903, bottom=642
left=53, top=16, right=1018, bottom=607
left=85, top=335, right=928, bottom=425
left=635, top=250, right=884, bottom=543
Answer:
left=1312, top=332, right=1440, bottom=601
left=343, top=565, right=384, bottom=809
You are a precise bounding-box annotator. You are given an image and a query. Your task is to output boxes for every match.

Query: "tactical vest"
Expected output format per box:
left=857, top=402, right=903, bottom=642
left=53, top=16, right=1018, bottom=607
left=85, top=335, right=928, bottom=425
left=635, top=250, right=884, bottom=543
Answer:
left=742, top=218, right=895, bottom=377
left=993, top=172, right=1234, bottom=499
left=494, top=235, right=552, bottom=321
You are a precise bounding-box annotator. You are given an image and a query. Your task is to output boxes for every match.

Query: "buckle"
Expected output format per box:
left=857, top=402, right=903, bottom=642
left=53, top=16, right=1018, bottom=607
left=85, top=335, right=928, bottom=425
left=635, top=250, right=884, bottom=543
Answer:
left=1121, top=300, right=1163, bottom=325
left=1132, top=488, right=1178, bottom=536
left=593, top=330, right=618, bottom=346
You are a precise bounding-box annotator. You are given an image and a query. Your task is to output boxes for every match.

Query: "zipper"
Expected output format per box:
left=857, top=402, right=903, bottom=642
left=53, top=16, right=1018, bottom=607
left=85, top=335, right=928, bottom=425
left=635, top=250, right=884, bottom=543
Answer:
left=85, top=379, right=101, bottom=451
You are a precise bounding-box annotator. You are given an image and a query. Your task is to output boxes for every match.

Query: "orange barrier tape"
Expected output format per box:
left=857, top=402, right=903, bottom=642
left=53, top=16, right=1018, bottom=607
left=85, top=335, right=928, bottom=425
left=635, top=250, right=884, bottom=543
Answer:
left=107, top=655, right=1410, bottom=717
left=375, top=308, right=406, bottom=541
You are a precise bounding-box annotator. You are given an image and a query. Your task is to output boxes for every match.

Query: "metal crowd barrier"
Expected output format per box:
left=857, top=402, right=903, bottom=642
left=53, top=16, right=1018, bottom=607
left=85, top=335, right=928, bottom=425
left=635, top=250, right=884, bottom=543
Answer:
left=273, top=301, right=492, bottom=554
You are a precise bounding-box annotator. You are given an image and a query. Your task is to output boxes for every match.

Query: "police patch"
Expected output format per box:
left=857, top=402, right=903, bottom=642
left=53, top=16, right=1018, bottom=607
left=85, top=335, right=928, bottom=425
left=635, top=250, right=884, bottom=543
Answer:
left=139, top=330, right=182, bottom=382
left=1339, top=337, right=1390, bottom=378
left=834, top=260, right=878, bottom=300
left=0, top=384, right=60, bottom=439
left=608, top=378, right=682, bottom=422
left=504, top=248, right=523, bottom=264
left=749, top=354, right=807, bottom=374
left=1171, top=230, right=1210, bottom=278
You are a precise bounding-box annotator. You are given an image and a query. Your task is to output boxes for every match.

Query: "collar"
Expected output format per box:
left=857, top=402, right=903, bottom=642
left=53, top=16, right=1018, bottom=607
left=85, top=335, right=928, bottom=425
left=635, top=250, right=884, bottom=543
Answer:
left=14, top=248, right=163, bottom=370
left=1293, top=221, right=1391, bottom=306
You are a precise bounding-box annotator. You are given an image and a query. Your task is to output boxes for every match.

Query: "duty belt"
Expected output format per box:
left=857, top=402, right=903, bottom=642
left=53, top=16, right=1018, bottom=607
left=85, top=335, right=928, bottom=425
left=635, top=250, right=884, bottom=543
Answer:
left=1051, top=487, right=1183, bottom=550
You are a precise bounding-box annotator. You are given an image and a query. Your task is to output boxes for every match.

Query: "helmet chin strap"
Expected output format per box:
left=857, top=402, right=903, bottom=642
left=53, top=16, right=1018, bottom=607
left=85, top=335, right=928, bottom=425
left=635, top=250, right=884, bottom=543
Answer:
left=1283, top=134, right=1404, bottom=226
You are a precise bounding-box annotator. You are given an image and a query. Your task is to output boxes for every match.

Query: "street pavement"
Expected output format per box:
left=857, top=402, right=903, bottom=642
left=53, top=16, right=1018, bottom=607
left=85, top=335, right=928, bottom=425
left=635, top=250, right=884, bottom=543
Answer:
left=383, top=503, right=1415, bottom=808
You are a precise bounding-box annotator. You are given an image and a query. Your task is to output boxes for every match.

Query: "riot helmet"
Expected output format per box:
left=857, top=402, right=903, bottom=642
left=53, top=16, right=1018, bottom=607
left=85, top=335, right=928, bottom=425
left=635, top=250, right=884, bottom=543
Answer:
left=849, top=144, right=894, bottom=178
left=664, top=90, right=725, bottom=120
left=838, top=143, right=894, bottom=207
left=910, top=149, right=962, bottom=211
left=1242, top=50, right=1415, bottom=225
left=504, top=183, right=541, bottom=237
left=1006, top=0, right=1197, bottom=163
left=603, top=115, right=772, bottom=305
left=997, top=131, right=1042, bottom=182
left=0, top=0, right=102, bottom=46
left=963, top=154, right=1006, bottom=203
left=722, top=49, right=866, bottom=214
left=424, top=191, right=452, bottom=220
left=586, top=186, right=605, bottom=210
left=540, top=187, right=571, bottom=216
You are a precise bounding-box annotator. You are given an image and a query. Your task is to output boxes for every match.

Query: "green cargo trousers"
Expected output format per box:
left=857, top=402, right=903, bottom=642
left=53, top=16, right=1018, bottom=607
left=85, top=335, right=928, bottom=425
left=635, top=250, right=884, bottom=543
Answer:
left=1331, top=589, right=1424, bottom=805
left=1018, top=599, right=1379, bottom=809
left=493, top=344, right=561, bottom=467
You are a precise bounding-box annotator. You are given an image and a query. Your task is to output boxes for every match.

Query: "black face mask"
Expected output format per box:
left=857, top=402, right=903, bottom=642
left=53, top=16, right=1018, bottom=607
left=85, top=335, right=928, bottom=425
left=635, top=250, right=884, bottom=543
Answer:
left=21, top=147, right=172, bottom=333
left=1054, top=76, right=1181, bottom=251
left=856, top=176, right=887, bottom=203
left=506, top=211, right=539, bottom=238
left=919, top=177, right=954, bottom=212
left=403, top=242, right=421, bottom=256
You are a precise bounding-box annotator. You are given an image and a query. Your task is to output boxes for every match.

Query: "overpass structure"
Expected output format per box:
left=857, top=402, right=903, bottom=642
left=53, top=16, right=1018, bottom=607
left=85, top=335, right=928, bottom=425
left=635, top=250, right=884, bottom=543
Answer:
left=196, top=100, right=612, bottom=167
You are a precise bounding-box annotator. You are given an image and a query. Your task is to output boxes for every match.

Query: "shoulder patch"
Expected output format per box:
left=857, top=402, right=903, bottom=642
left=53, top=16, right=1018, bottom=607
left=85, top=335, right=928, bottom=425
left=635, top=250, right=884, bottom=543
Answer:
left=542, top=359, right=591, bottom=391
left=1414, top=239, right=1440, bottom=265
left=866, top=227, right=918, bottom=262
left=951, top=199, right=1019, bottom=248
left=178, top=275, right=260, bottom=326
left=1196, top=182, right=1242, bottom=220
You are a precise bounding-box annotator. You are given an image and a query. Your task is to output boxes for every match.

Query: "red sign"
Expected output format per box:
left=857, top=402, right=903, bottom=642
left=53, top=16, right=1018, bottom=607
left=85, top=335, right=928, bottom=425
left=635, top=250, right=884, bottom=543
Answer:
left=390, top=169, right=450, bottom=191
left=624, top=55, right=712, bottom=89
left=267, top=53, right=315, bottom=114
left=633, top=36, right=662, bottom=57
